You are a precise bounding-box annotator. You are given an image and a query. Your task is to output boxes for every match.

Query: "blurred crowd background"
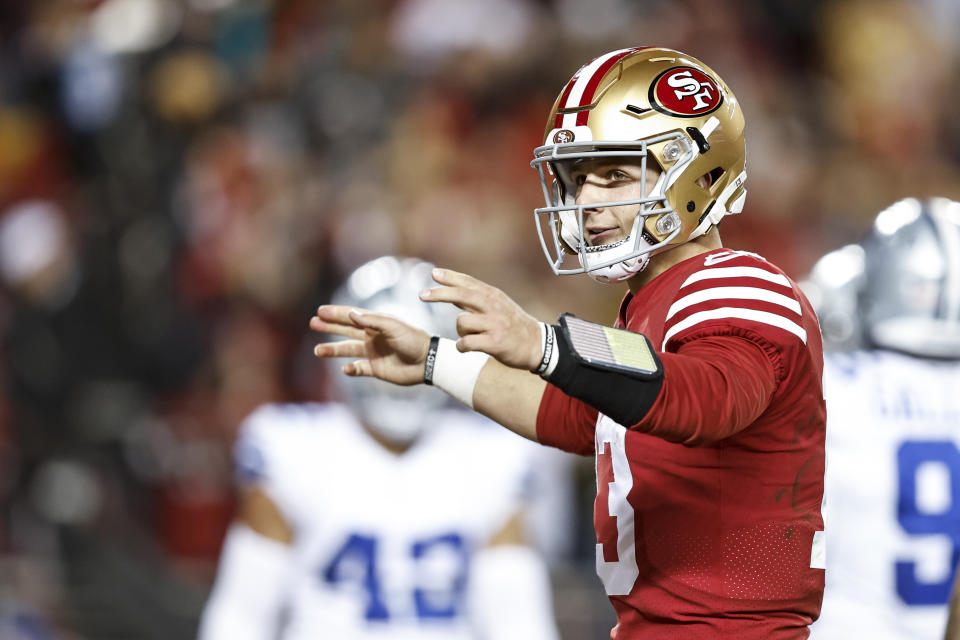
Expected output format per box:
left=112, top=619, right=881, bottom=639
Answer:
left=2, top=0, right=960, bottom=638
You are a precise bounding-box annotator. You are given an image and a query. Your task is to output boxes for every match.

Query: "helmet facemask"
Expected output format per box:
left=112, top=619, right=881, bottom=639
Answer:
left=532, top=134, right=693, bottom=282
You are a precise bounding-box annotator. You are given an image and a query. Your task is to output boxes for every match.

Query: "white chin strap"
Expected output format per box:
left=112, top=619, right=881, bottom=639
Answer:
left=583, top=214, right=652, bottom=283
left=587, top=254, right=649, bottom=283
left=559, top=205, right=654, bottom=284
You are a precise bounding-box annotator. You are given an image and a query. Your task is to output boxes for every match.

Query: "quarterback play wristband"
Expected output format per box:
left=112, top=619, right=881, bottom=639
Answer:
left=424, top=337, right=490, bottom=409
left=542, top=314, right=663, bottom=426
left=561, top=314, right=661, bottom=379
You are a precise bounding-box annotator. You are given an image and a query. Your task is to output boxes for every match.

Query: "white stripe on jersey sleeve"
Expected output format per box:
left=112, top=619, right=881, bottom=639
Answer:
left=665, top=286, right=802, bottom=321
left=661, top=306, right=808, bottom=349
left=680, top=266, right=792, bottom=289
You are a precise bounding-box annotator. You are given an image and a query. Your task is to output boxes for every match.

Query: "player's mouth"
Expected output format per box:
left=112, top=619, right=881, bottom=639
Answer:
left=587, top=226, right=622, bottom=246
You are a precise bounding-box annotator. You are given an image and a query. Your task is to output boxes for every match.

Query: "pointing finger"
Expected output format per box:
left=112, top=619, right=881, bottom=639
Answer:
left=309, top=316, right=367, bottom=340
left=420, top=285, right=487, bottom=312
left=347, top=309, right=408, bottom=334
left=316, top=304, right=366, bottom=325
left=431, top=267, right=486, bottom=289
left=313, top=340, right=366, bottom=358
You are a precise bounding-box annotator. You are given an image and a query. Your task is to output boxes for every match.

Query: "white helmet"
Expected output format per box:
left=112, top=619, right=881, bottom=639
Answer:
left=330, top=256, right=459, bottom=445
left=800, top=243, right=866, bottom=352
left=860, top=198, right=960, bottom=358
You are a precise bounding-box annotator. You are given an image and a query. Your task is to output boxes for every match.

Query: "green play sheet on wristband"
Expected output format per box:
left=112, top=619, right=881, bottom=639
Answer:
left=564, top=315, right=659, bottom=375
left=602, top=326, right=658, bottom=372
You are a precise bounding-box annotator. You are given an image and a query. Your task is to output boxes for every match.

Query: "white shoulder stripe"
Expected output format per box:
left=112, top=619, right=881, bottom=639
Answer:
left=661, top=307, right=807, bottom=349
left=665, top=286, right=801, bottom=321
left=681, top=266, right=791, bottom=288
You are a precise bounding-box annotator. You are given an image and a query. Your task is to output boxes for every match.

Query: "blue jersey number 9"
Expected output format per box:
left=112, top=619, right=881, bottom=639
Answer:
left=896, top=440, right=960, bottom=605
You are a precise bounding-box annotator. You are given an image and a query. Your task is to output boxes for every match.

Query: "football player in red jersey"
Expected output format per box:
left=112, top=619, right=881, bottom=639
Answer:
left=311, top=47, right=826, bottom=639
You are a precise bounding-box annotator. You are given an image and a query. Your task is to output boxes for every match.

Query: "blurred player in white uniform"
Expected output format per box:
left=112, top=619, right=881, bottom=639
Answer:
left=805, top=198, right=960, bottom=639
left=198, top=256, right=560, bottom=640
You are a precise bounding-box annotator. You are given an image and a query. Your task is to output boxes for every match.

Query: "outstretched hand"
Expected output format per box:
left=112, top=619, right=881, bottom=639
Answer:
left=310, top=306, right=431, bottom=385
left=421, top=268, right=542, bottom=371
left=312, top=267, right=543, bottom=383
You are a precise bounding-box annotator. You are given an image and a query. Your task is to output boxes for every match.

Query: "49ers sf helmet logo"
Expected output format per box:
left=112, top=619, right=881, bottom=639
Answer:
left=649, top=67, right=723, bottom=118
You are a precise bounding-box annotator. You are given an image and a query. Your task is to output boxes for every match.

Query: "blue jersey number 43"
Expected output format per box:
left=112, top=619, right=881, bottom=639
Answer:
left=321, top=532, right=469, bottom=622
left=896, top=440, right=960, bottom=605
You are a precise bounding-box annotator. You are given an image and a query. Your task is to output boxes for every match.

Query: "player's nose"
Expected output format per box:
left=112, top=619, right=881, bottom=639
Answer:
left=575, top=178, right=604, bottom=210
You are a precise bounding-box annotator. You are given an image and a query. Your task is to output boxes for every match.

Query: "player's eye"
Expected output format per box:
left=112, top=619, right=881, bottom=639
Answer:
left=608, top=169, right=630, bottom=181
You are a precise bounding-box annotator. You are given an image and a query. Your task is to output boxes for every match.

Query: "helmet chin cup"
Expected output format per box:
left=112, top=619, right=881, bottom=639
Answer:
left=587, top=254, right=649, bottom=283
left=575, top=213, right=653, bottom=283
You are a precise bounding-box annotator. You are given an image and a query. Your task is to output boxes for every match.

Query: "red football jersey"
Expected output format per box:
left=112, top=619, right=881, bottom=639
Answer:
left=537, top=248, right=826, bottom=639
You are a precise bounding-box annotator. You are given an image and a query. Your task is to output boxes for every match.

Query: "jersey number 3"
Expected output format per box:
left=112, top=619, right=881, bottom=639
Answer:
left=896, top=440, right=960, bottom=605
left=595, top=417, right=639, bottom=595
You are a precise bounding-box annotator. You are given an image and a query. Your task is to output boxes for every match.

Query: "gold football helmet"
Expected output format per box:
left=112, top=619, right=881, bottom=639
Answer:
left=531, top=47, right=747, bottom=282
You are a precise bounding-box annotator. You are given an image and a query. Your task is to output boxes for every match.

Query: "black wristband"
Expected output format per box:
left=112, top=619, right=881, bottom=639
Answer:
left=424, top=336, right=440, bottom=385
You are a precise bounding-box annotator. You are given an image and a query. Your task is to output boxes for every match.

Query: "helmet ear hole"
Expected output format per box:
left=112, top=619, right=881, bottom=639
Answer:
left=698, top=167, right=725, bottom=191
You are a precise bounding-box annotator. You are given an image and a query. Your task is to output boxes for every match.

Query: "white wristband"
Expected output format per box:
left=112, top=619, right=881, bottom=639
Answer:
left=432, top=338, right=490, bottom=409
left=537, top=323, right=560, bottom=378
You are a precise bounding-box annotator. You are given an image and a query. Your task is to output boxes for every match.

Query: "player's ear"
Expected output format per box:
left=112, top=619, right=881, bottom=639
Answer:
left=695, top=170, right=714, bottom=190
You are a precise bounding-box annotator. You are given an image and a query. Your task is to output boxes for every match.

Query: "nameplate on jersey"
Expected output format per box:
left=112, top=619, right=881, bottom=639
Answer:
left=560, top=314, right=662, bottom=380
